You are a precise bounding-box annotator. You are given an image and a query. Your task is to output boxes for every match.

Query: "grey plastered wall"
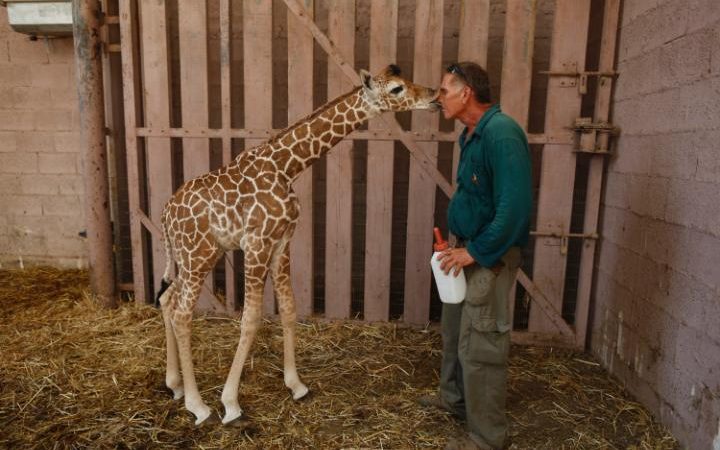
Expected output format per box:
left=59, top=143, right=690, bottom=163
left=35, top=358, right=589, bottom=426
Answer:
left=590, top=1, right=720, bottom=449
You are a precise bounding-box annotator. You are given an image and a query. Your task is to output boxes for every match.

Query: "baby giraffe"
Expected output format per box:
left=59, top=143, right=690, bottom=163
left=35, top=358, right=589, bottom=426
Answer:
left=156, top=65, right=439, bottom=425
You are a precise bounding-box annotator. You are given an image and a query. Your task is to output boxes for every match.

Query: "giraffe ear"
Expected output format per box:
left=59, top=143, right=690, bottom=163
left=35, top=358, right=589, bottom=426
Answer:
left=359, top=69, right=374, bottom=90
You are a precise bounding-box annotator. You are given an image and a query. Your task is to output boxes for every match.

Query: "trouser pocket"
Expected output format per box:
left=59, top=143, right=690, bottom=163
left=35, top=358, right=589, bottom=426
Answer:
left=464, top=265, right=497, bottom=312
left=459, top=312, right=510, bottom=366
left=468, top=317, right=509, bottom=365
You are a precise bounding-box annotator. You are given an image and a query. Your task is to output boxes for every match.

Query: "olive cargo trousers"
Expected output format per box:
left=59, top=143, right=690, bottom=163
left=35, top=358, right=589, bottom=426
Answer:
left=439, top=247, right=521, bottom=450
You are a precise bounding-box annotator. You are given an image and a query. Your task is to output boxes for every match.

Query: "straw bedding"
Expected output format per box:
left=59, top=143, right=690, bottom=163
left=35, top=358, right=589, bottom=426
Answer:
left=0, top=267, right=679, bottom=449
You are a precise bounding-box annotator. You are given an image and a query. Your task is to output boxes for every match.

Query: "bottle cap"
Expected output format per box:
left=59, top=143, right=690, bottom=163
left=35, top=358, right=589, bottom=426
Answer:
left=433, top=227, right=448, bottom=251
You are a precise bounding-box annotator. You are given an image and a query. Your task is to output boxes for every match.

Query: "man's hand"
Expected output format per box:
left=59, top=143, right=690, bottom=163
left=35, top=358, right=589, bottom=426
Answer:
left=436, top=247, right=475, bottom=277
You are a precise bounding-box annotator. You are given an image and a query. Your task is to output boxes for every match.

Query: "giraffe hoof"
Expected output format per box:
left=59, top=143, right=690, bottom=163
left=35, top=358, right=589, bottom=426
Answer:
left=161, top=384, right=184, bottom=400
left=195, top=411, right=220, bottom=426
left=292, top=384, right=310, bottom=401
left=224, top=415, right=255, bottom=433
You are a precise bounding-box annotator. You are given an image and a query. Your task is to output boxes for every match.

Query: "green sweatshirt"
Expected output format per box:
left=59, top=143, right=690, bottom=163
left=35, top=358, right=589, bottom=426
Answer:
left=447, top=104, right=532, bottom=268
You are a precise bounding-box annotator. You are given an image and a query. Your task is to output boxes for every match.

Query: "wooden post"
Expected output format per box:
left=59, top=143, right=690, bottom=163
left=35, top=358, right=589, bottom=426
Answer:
left=288, top=0, right=315, bottom=318
left=529, top=0, right=592, bottom=334
left=500, top=0, right=537, bottom=127
left=138, top=0, right=174, bottom=295
left=324, top=0, right=355, bottom=320
left=574, top=0, right=621, bottom=348
left=500, top=0, right=537, bottom=326
left=119, top=0, right=149, bottom=304
left=243, top=0, right=275, bottom=315
left=73, top=0, right=117, bottom=308
left=178, top=0, right=219, bottom=312
left=219, top=0, right=237, bottom=312
left=453, top=0, right=490, bottom=185
left=403, top=0, right=444, bottom=325
left=364, top=0, right=398, bottom=322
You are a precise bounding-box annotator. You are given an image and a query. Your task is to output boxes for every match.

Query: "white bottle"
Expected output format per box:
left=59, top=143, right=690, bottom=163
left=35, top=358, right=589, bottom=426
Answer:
left=430, top=227, right=467, bottom=304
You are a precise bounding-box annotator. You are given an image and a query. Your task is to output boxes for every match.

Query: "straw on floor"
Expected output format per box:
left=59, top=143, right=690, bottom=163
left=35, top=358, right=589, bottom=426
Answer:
left=0, top=267, right=679, bottom=449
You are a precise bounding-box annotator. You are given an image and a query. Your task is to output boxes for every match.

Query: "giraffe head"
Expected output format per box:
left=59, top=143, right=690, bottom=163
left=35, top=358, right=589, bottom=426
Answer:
left=359, top=64, right=440, bottom=114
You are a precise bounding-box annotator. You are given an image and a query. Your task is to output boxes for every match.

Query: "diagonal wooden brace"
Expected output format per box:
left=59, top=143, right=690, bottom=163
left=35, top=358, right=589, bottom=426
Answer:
left=283, top=0, right=454, bottom=198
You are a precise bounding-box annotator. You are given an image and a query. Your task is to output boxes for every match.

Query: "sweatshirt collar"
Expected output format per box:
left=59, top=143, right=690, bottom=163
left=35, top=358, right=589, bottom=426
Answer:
left=459, top=103, right=501, bottom=147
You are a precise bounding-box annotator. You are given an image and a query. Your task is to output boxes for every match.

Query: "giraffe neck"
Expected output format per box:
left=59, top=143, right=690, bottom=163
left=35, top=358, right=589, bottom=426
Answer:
left=252, top=87, right=377, bottom=182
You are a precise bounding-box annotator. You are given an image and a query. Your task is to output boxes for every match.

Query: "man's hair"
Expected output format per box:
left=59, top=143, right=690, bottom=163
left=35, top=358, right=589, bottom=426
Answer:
left=446, top=62, right=491, bottom=103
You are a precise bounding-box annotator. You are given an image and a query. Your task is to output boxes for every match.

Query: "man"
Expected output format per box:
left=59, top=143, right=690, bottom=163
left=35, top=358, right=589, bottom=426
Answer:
left=419, top=62, right=532, bottom=450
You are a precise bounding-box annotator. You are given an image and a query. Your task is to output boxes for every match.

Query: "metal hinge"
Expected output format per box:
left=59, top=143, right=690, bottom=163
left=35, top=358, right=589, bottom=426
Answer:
left=531, top=230, right=599, bottom=255
left=572, top=118, right=620, bottom=154
left=540, top=62, right=618, bottom=95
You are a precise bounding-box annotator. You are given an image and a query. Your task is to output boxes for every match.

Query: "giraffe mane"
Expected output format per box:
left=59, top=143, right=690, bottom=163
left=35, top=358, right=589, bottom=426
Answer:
left=266, top=86, right=363, bottom=148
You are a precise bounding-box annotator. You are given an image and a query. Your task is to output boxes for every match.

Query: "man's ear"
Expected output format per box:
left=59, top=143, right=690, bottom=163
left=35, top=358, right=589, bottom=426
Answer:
left=359, top=69, right=373, bottom=90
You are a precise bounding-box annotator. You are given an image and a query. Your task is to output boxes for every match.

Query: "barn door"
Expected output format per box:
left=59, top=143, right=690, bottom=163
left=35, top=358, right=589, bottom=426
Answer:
left=116, top=0, right=621, bottom=350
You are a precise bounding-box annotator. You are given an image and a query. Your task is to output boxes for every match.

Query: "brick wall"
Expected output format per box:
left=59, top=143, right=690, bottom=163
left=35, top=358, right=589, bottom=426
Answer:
left=0, top=8, right=86, bottom=268
left=591, top=1, right=720, bottom=448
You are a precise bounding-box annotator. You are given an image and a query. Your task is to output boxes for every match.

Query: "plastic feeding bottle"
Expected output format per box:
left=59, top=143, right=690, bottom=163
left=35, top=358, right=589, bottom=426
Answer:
left=430, top=227, right=467, bottom=304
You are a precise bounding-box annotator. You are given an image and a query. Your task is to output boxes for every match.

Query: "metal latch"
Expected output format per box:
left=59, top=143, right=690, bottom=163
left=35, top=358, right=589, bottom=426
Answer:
left=540, top=62, right=618, bottom=95
left=573, top=118, right=619, bottom=154
left=531, top=230, right=599, bottom=255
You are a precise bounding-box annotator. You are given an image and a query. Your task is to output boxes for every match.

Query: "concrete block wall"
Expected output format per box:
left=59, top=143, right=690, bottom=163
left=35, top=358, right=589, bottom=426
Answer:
left=591, top=1, right=720, bottom=448
left=0, top=8, right=86, bottom=268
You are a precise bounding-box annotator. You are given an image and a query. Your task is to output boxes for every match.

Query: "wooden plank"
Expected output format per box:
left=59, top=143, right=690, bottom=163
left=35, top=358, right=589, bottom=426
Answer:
left=119, top=0, right=149, bottom=304
left=324, top=0, right=355, bottom=320
left=403, top=0, right=443, bottom=325
left=288, top=0, right=314, bottom=318
left=135, top=127, right=564, bottom=145
left=575, top=0, right=621, bottom=349
left=243, top=0, right=274, bottom=315
left=363, top=0, right=398, bottom=322
left=500, top=0, right=537, bottom=128
left=139, top=0, right=173, bottom=296
left=283, top=0, right=454, bottom=199
left=516, top=269, right=574, bottom=336
left=454, top=0, right=490, bottom=183
left=499, top=0, right=535, bottom=329
left=178, top=0, right=219, bottom=312
left=529, top=0, right=592, bottom=334
left=220, top=0, right=236, bottom=312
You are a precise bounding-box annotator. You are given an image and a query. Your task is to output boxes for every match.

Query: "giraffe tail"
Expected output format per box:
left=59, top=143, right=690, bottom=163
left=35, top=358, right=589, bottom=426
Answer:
left=154, top=219, right=174, bottom=308
left=154, top=279, right=171, bottom=308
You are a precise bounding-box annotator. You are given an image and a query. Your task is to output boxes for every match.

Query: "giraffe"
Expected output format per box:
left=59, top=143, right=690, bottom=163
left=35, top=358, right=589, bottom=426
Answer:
left=155, top=65, right=439, bottom=426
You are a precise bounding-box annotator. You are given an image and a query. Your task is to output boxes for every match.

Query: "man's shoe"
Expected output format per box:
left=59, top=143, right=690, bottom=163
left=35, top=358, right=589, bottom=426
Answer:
left=416, top=394, right=464, bottom=418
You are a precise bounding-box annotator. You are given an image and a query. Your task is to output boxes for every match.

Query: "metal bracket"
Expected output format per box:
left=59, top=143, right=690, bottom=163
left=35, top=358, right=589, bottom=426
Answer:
left=572, top=117, right=620, bottom=154
left=540, top=63, right=618, bottom=95
left=531, top=230, right=599, bottom=255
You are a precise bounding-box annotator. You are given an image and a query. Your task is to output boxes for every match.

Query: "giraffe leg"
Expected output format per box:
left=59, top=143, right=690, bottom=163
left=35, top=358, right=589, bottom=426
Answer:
left=221, top=247, right=271, bottom=424
left=271, top=242, right=308, bottom=400
left=172, top=270, right=215, bottom=425
left=159, top=282, right=184, bottom=399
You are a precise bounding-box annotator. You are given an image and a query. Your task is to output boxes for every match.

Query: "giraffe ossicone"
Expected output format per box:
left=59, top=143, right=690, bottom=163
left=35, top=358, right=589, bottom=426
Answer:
left=156, top=65, right=439, bottom=426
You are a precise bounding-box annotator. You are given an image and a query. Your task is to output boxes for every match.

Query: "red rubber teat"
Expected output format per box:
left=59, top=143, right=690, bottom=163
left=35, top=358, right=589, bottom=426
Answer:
left=433, top=227, right=448, bottom=251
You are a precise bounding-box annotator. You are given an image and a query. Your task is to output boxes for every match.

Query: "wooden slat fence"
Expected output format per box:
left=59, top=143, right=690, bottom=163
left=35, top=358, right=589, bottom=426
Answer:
left=117, top=0, right=621, bottom=349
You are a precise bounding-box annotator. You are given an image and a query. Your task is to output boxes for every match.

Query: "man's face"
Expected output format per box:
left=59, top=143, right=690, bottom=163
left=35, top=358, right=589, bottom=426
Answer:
left=438, top=73, right=468, bottom=120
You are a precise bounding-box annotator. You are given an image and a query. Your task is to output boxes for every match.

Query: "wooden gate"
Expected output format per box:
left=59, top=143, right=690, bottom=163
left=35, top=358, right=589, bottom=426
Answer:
left=115, top=0, right=621, bottom=349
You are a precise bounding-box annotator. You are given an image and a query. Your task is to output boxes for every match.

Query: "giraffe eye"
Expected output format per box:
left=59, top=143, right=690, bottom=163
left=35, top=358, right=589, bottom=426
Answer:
left=389, top=86, right=404, bottom=95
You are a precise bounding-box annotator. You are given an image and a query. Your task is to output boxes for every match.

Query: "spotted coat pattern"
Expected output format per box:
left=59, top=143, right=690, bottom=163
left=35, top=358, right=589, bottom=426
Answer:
left=156, top=65, right=439, bottom=425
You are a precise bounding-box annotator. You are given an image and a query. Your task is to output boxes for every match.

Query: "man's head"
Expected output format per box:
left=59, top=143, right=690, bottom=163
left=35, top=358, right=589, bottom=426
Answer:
left=438, top=62, right=491, bottom=121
